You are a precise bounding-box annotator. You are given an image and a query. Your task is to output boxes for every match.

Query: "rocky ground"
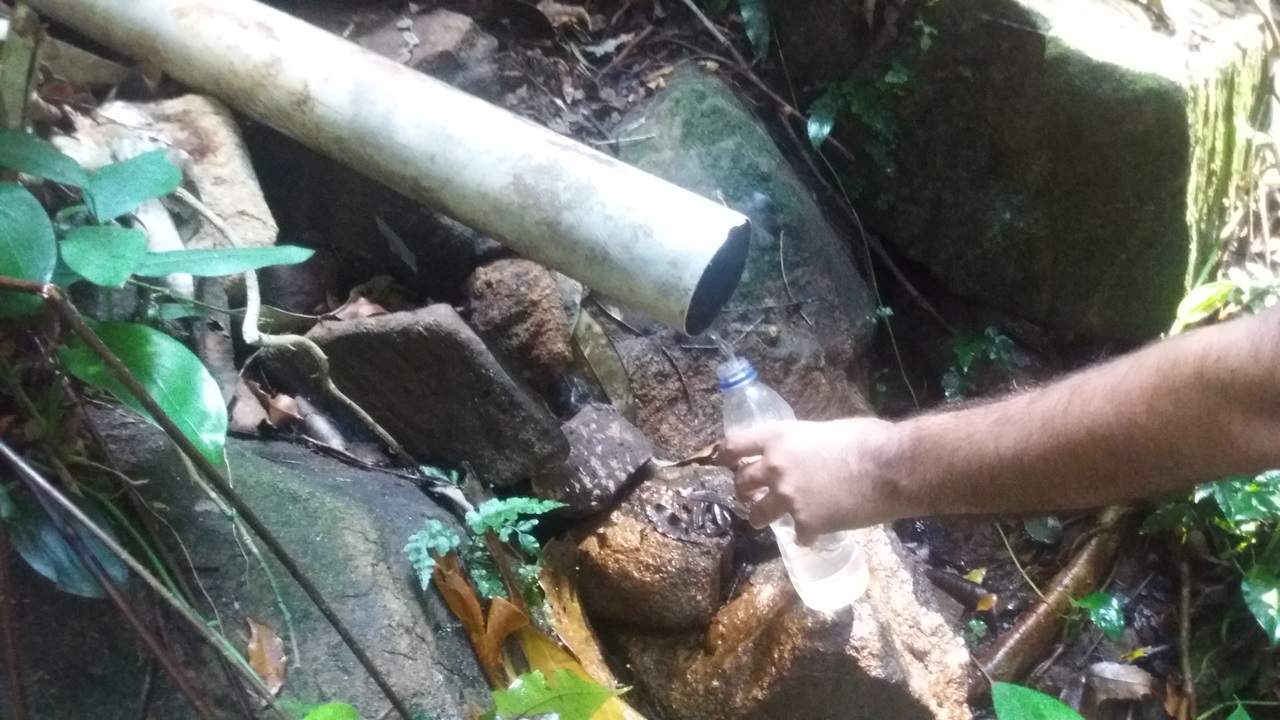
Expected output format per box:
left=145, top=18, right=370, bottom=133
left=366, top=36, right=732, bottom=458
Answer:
left=2, top=0, right=1275, bottom=718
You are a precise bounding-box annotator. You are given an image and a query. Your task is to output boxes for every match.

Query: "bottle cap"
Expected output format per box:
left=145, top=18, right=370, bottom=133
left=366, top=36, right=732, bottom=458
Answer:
left=716, top=357, right=757, bottom=390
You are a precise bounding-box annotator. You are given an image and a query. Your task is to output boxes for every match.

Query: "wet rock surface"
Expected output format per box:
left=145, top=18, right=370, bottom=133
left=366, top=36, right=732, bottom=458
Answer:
left=771, top=0, right=1266, bottom=339
left=264, top=304, right=568, bottom=485
left=2, top=409, right=488, bottom=719
left=608, top=69, right=876, bottom=458
left=577, top=464, right=737, bottom=631
left=532, top=402, right=653, bottom=518
left=609, top=530, right=971, bottom=720
left=467, top=257, right=575, bottom=393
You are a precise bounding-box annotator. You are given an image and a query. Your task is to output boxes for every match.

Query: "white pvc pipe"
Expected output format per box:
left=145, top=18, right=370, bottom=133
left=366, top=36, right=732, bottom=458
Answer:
left=30, top=0, right=751, bottom=334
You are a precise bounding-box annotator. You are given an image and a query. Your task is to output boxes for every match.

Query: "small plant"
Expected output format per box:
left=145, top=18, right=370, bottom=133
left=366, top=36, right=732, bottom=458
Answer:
left=480, top=669, right=620, bottom=720
left=406, top=497, right=564, bottom=602
left=990, top=682, right=1084, bottom=720
left=940, top=326, right=1016, bottom=401
left=1070, top=591, right=1125, bottom=641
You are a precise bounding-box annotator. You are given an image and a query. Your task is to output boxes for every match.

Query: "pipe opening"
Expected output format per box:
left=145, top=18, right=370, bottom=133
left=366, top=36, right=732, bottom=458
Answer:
left=684, top=219, right=751, bottom=335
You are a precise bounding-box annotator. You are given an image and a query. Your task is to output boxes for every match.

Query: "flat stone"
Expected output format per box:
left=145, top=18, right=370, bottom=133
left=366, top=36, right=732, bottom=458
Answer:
left=576, top=464, right=735, bottom=630
left=611, top=528, right=971, bottom=720
left=771, top=0, right=1267, bottom=338
left=268, top=304, right=568, bottom=485
left=467, top=258, right=574, bottom=393
left=532, top=402, right=653, bottom=517
left=610, top=69, right=876, bottom=458
left=1, top=408, right=488, bottom=719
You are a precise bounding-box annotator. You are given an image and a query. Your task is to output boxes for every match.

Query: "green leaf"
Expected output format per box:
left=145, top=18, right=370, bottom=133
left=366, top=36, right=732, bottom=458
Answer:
left=60, top=321, right=227, bottom=465
left=739, top=0, right=770, bottom=62
left=405, top=519, right=463, bottom=589
left=0, top=183, right=56, bottom=316
left=6, top=490, right=129, bottom=598
left=303, top=703, right=360, bottom=720
left=135, top=245, right=314, bottom=278
left=1071, top=592, right=1125, bottom=640
left=59, top=225, right=148, bottom=287
left=466, top=497, right=565, bottom=539
left=1172, top=280, right=1237, bottom=334
left=990, top=682, right=1085, bottom=720
left=0, top=129, right=88, bottom=186
left=1243, top=564, right=1280, bottom=645
left=1208, top=471, right=1280, bottom=525
left=1226, top=706, right=1253, bottom=720
left=83, top=150, right=182, bottom=222
left=491, top=669, right=620, bottom=720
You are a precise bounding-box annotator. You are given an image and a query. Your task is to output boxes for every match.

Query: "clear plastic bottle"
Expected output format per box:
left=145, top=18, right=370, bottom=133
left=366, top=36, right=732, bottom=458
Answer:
left=718, top=356, right=869, bottom=611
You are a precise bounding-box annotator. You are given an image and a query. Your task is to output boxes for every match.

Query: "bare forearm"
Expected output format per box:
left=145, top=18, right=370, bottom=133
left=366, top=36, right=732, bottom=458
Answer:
left=889, top=308, right=1280, bottom=519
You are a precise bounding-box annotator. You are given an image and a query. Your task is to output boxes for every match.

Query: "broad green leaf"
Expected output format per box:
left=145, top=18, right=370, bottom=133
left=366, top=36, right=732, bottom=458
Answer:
left=60, top=321, right=227, bottom=465
left=991, top=682, right=1085, bottom=720
left=0, top=183, right=56, bottom=316
left=1227, top=706, right=1253, bottom=720
left=59, top=225, right=148, bottom=287
left=6, top=490, right=128, bottom=598
left=739, top=0, right=770, bottom=62
left=1171, top=280, right=1236, bottom=334
left=83, top=150, right=182, bottom=222
left=135, top=245, right=314, bottom=278
left=1072, top=592, right=1125, bottom=640
left=0, top=129, right=88, bottom=186
left=1243, top=564, right=1280, bottom=645
left=492, top=669, right=619, bottom=720
left=303, top=703, right=359, bottom=720
left=1208, top=471, right=1280, bottom=525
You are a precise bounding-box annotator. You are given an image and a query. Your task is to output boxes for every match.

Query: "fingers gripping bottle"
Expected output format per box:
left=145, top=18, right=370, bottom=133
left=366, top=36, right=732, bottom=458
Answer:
left=718, top=356, right=870, bottom=611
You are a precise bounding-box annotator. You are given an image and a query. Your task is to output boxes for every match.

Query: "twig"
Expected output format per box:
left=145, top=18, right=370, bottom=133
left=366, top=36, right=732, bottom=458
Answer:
left=659, top=346, right=693, bottom=411
left=1178, top=549, right=1196, bottom=720
left=0, top=440, right=219, bottom=720
left=173, top=188, right=415, bottom=467
left=995, top=521, right=1046, bottom=603
left=8, top=280, right=415, bottom=720
left=592, top=24, right=654, bottom=80
left=0, top=525, right=30, bottom=720
left=778, top=230, right=813, bottom=327
left=673, top=0, right=749, bottom=68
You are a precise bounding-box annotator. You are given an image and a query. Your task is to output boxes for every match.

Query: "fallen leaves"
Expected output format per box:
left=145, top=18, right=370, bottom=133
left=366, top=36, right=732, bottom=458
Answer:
left=433, top=552, right=529, bottom=686
left=247, top=618, right=286, bottom=695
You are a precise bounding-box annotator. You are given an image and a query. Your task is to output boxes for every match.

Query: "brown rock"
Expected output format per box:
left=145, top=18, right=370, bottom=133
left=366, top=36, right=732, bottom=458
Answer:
left=358, top=9, right=500, bottom=99
left=612, top=529, right=970, bottom=720
left=532, top=403, right=653, bottom=517
left=467, top=258, right=574, bottom=392
left=577, top=464, right=735, bottom=630
left=264, top=304, right=568, bottom=485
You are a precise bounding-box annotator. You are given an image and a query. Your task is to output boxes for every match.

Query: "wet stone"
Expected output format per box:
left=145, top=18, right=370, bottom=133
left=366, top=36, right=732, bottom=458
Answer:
left=467, top=258, right=574, bottom=394
left=532, top=402, right=654, bottom=518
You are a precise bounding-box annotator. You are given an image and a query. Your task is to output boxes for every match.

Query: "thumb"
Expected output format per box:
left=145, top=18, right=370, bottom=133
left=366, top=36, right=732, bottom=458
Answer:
left=717, top=423, right=781, bottom=467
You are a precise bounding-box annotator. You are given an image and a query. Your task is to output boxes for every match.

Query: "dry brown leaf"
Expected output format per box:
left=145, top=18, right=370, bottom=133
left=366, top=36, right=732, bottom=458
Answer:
left=433, top=553, right=486, bottom=640
left=432, top=554, right=531, bottom=687
left=331, top=295, right=388, bottom=320
left=229, top=379, right=269, bottom=434
left=479, top=597, right=530, bottom=685
left=247, top=618, right=286, bottom=695
left=1086, top=662, right=1155, bottom=703
left=264, top=393, right=302, bottom=428
left=540, top=540, right=620, bottom=686
left=674, top=442, right=723, bottom=468
left=572, top=306, right=635, bottom=420
left=515, top=627, right=645, bottom=720
left=537, top=0, right=592, bottom=28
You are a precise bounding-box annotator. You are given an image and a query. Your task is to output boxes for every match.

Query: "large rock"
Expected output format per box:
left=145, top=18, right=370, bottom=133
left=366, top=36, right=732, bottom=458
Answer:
left=358, top=9, right=501, bottom=100
left=609, top=69, right=877, bottom=458
left=771, top=0, right=1267, bottom=338
left=608, top=529, right=971, bottom=720
left=532, top=402, right=654, bottom=518
left=1, top=409, right=488, bottom=719
left=467, top=258, right=575, bottom=393
left=577, top=464, right=737, bottom=630
left=266, top=304, right=568, bottom=485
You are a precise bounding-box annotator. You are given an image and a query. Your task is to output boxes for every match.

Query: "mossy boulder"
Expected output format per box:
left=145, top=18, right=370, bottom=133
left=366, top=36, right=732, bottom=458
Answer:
left=770, top=0, right=1267, bottom=338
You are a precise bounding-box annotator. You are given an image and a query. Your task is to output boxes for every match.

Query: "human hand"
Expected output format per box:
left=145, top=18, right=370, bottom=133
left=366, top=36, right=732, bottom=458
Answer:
left=717, top=417, right=903, bottom=544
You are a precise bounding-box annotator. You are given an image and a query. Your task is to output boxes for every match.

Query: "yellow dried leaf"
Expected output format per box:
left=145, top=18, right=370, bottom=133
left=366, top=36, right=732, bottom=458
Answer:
left=247, top=618, right=286, bottom=695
